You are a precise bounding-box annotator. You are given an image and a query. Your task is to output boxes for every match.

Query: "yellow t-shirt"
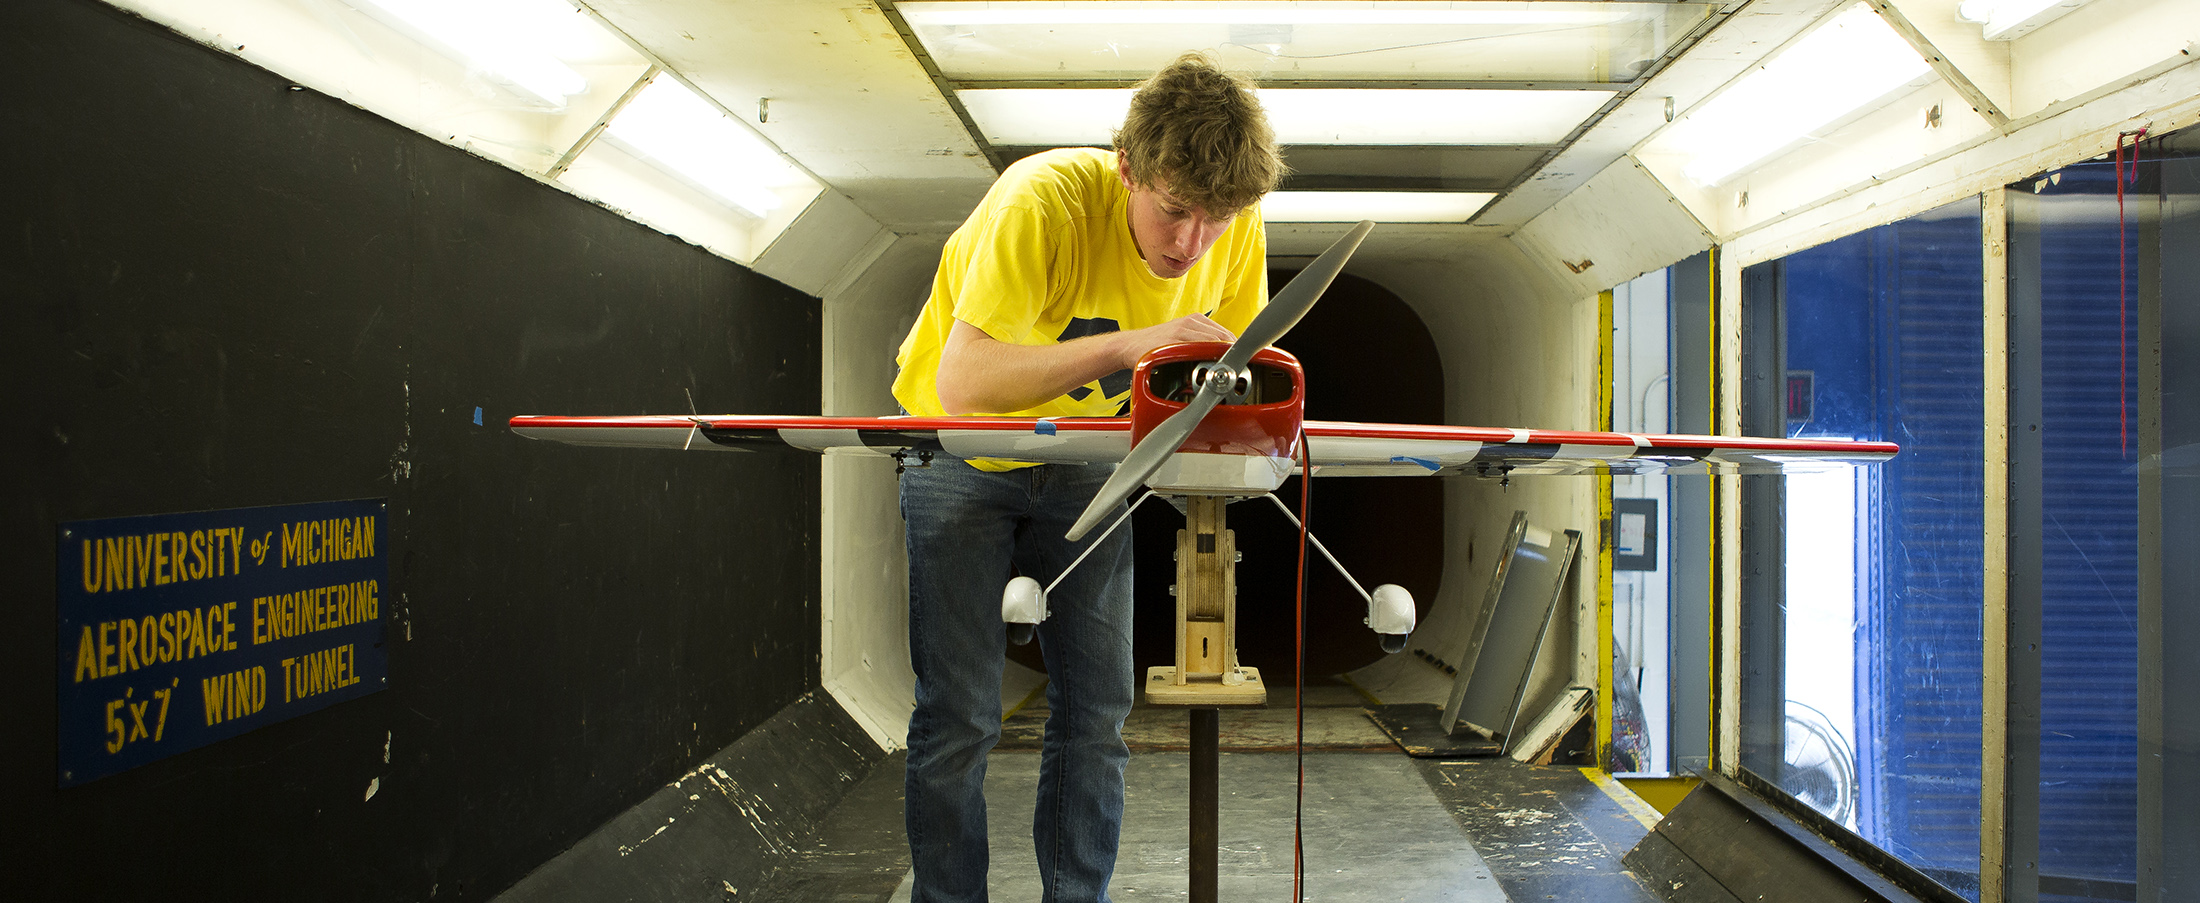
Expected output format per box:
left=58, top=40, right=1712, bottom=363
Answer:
left=893, top=148, right=1268, bottom=469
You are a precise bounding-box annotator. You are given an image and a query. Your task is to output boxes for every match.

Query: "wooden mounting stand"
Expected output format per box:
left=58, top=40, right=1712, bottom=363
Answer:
left=1143, top=495, right=1265, bottom=903
left=1145, top=495, right=1267, bottom=706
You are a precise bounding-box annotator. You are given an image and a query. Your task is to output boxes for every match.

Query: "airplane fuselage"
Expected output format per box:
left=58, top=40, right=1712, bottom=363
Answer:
left=1131, top=342, right=1306, bottom=497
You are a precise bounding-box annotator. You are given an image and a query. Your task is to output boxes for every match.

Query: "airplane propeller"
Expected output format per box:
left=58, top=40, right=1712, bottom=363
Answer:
left=1064, top=220, right=1375, bottom=542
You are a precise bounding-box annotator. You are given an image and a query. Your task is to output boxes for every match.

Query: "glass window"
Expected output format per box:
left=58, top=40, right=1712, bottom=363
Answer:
left=1608, top=253, right=1719, bottom=780
left=1610, top=269, right=1673, bottom=776
left=1739, top=197, right=1986, bottom=899
left=2006, top=130, right=2200, bottom=902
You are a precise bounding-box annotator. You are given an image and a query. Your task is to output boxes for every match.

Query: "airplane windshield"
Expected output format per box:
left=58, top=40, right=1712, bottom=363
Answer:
left=1146, top=361, right=1296, bottom=406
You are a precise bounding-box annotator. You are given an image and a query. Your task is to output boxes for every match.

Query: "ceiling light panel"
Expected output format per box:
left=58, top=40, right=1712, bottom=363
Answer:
left=897, top=1, right=1712, bottom=83
left=1651, top=3, right=1934, bottom=186
left=344, top=0, right=608, bottom=107
left=1262, top=190, right=1496, bottom=222
left=959, top=87, right=1610, bottom=146
left=603, top=74, right=810, bottom=218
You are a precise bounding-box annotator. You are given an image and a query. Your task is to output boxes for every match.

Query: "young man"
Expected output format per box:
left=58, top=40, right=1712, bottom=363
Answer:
left=890, top=53, right=1285, bottom=903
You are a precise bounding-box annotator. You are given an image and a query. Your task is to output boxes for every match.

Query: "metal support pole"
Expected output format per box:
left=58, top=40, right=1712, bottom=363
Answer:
left=1190, top=707, right=1219, bottom=903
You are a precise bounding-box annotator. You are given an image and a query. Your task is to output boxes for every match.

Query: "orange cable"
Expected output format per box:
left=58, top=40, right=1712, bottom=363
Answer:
left=1292, top=429, right=1311, bottom=903
left=2113, top=128, right=2147, bottom=457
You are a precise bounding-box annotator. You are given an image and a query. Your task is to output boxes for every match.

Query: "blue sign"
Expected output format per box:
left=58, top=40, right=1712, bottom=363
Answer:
left=56, top=499, right=389, bottom=787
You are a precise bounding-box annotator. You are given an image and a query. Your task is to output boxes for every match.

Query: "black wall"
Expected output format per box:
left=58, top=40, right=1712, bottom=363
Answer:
left=3, top=1, right=823, bottom=899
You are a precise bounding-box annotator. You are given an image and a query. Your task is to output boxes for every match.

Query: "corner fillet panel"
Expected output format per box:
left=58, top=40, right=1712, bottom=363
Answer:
left=492, top=693, right=884, bottom=903
left=1620, top=770, right=1958, bottom=903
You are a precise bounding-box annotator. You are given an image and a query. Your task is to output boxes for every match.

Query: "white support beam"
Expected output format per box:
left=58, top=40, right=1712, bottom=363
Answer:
left=1872, top=0, right=2013, bottom=128
left=1724, top=42, right=2200, bottom=266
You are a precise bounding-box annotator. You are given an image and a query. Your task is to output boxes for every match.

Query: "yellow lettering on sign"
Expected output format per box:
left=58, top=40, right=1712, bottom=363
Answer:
left=74, top=626, right=98, bottom=683
left=75, top=601, right=258, bottom=683
left=278, top=644, right=364, bottom=703
left=104, top=699, right=125, bottom=753
left=104, top=538, right=127, bottom=592
left=249, top=579, right=382, bottom=644
left=78, top=526, right=253, bottom=593
left=98, top=621, right=117, bottom=678
left=282, top=522, right=302, bottom=568
left=201, top=666, right=267, bottom=726
left=184, top=607, right=205, bottom=658
left=118, top=619, right=139, bottom=673
left=278, top=517, right=376, bottom=569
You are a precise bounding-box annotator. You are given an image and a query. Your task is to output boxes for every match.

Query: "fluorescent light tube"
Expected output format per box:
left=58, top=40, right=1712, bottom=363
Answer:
left=1667, top=3, right=1932, bottom=186
left=1263, top=191, right=1496, bottom=223
left=959, top=88, right=1610, bottom=146
left=898, top=2, right=1639, bottom=27
left=603, top=75, right=789, bottom=218
left=346, top=0, right=589, bottom=105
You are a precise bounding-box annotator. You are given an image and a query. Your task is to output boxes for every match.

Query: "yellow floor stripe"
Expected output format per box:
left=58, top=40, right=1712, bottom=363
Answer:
left=1579, top=767, right=1664, bottom=830
left=1003, top=680, right=1048, bottom=722
left=1337, top=672, right=1384, bottom=706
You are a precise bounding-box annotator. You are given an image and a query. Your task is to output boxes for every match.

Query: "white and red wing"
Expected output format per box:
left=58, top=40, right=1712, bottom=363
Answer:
left=1299, top=421, right=1897, bottom=476
left=508, top=414, right=1130, bottom=464
left=509, top=414, right=1895, bottom=476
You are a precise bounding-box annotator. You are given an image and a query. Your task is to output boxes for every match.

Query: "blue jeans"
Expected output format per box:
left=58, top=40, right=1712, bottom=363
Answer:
left=901, top=457, right=1136, bottom=903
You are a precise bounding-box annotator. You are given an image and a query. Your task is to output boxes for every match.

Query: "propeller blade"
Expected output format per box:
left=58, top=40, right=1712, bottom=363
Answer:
left=1065, top=382, right=1227, bottom=541
left=1065, top=221, right=1376, bottom=541
left=1218, top=220, right=1373, bottom=372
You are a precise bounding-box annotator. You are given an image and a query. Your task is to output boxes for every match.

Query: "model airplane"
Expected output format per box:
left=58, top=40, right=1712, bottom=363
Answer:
left=510, top=221, right=1897, bottom=653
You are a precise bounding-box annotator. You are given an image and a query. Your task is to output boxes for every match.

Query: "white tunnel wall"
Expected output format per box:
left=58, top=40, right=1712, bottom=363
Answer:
left=819, top=233, right=940, bottom=751
left=1332, top=242, right=1603, bottom=713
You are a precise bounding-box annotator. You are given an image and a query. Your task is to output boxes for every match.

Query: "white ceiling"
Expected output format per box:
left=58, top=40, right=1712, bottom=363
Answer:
left=579, top=0, right=1849, bottom=257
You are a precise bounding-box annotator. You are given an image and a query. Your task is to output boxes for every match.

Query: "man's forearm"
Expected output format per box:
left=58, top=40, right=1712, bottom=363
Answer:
left=934, top=315, right=1236, bottom=414
left=935, top=328, right=1134, bottom=414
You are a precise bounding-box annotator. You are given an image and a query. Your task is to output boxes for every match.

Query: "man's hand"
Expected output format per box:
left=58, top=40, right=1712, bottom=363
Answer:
left=935, top=315, right=1238, bottom=415
left=1127, top=314, right=1235, bottom=353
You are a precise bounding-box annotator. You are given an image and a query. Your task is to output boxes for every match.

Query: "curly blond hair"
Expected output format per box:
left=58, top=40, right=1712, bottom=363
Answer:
left=1113, top=52, right=1285, bottom=215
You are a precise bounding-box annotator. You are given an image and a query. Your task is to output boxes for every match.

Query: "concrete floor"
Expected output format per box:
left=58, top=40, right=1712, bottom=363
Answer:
left=772, top=687, right=1663, bottom=902
left=890, top=748, right=1510, bottom=902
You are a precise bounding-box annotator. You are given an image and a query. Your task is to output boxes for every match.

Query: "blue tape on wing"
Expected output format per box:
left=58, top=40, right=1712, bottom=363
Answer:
left=1036, top=420, right=1058, bottom=436
left=1391, top=455, right=1441, bottom=472
left=473, top=406, right=483, bottom=426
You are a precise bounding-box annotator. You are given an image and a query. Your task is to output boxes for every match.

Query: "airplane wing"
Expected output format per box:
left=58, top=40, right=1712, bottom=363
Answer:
left=507, top=414, right=1131, bottom=463
left=508, top=414, right=1896, bottom=475
left=1298, top=421, right=1898, bottom=476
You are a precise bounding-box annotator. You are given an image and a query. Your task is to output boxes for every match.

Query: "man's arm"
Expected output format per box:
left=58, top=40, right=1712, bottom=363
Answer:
left=935, top=315, right=1235, bottom=415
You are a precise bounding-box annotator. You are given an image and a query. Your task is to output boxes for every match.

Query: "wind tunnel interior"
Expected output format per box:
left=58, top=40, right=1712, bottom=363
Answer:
left=17, top=0, right=1667, bottom=898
